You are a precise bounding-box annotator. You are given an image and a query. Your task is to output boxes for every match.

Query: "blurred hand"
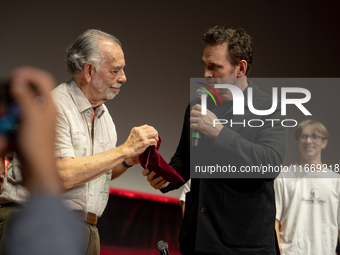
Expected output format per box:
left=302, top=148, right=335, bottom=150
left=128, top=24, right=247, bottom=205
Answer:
left=10, top=66, right=61, bottom=193
left=0, top=135, right=8, bottom=155
left=142, top=169, right=169, bottom=189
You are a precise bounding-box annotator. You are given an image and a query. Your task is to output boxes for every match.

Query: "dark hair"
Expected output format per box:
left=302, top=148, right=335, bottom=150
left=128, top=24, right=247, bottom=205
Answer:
left=66, top=29, right=121, bottom=75
left=203, top=25, right=253, bottom=75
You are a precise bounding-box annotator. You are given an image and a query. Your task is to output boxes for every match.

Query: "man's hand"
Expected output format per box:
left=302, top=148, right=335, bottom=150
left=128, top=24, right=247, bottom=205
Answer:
left=56, top=125, right=158, bottom=190
left=142, top=169, right=169, bottom=189
left=190, top=104, right=223, bottom=139
left=122, top=125, right=158, bottom=158
left=10, top=66, right=61, bottom=194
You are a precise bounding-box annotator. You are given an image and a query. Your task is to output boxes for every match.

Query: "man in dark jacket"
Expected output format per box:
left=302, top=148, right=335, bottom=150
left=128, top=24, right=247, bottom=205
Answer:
left=144, top=26, right=287, bottom=255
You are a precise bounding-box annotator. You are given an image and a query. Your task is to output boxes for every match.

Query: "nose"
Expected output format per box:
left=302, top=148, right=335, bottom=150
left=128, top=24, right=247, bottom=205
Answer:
left=306, top=136, right=313, bottom=142
left=204, top=68, right=213, bottom=78
left=118, top=69, right=127, bottom=84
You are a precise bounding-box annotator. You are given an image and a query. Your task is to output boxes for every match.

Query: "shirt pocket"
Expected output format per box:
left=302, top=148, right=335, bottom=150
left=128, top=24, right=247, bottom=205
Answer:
left=102, top=170, right=112, bottom=202
left=71, top=131, right=88, bottom=157
left=99, top=141, right=111, bottom=152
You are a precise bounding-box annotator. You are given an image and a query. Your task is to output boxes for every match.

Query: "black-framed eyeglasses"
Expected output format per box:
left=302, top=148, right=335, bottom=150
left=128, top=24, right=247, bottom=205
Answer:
left=299, top=134, right=324, bottom=142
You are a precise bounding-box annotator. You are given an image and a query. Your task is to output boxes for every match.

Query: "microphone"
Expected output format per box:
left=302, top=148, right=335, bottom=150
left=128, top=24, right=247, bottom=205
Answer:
left=157, top=240, right=170, bottom=255
left=192, top=88, right=207, bottom=147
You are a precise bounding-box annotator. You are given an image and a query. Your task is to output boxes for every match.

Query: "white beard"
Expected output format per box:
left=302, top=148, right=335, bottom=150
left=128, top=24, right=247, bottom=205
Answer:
left=93, top=78, right=121, bottom=100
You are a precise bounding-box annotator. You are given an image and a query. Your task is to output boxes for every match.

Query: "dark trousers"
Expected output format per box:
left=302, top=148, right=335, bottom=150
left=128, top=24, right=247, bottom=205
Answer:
left=0, top=204, right=20, bottom=255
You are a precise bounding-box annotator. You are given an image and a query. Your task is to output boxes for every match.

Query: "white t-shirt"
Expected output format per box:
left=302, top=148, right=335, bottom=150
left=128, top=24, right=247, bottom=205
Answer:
left=179, top=180, right=191, bottom=202
left=274, top=164, right=340, bottom=255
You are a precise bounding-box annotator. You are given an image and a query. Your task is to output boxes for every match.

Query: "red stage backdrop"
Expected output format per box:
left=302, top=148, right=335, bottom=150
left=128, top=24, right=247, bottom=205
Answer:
left=98, top=188, right=182, bottom=255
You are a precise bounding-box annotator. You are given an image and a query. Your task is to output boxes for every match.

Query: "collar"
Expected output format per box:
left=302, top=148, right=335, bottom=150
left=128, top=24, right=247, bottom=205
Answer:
left=67, top=79, right=105, bottom=118
left=243, top=79, right=259, bottom=108
left=211, top=79, right=260, bottom=119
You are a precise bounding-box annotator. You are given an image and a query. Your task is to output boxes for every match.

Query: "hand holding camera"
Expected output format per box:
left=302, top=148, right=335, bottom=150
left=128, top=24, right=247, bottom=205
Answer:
left=0, top=67, right=61, bottom=193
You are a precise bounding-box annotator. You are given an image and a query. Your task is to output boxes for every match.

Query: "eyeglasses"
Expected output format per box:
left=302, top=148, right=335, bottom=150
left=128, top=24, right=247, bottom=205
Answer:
left=298, top=134, right=324, bottom=142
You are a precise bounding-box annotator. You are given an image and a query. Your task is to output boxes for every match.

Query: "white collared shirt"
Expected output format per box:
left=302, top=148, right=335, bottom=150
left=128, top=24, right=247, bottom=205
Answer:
left=53, top=80, right=117, bottom=217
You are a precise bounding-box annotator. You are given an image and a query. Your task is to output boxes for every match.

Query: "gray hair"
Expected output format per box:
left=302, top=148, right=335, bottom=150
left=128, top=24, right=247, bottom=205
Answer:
left=66, top=29, right=121, bottom=75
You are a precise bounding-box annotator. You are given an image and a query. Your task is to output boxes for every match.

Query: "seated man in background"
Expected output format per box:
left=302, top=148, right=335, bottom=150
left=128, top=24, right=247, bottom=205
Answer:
left=275, top=119, right=340, bottom=255
left=0, top=67, right=84, bottom=255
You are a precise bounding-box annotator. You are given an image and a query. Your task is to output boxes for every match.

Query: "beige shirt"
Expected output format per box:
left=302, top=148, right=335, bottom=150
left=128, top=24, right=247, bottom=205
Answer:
left=0, top=80, right=117, bottom=217
left=54, top=80, right=117, bottom=216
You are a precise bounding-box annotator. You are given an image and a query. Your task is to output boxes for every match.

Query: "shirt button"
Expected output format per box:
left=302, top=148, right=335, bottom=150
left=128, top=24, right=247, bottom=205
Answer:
left=200, top=207, right=206, bottom=213
left=90, top=193, right=93, bottom=196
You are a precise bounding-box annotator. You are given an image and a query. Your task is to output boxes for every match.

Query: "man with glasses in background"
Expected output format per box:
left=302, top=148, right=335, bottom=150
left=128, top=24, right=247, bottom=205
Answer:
left=275, top=119, right=340, bottom=255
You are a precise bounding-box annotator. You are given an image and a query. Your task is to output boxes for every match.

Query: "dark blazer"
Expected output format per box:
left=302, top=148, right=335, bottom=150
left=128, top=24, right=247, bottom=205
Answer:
left=162, top=81, right=287, bottom=255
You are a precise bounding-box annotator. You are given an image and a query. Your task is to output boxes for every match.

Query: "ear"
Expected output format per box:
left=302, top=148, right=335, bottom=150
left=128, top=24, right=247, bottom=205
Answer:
left=83, top=62, right=94, bottom=83
left=321, top=139, right=328, bottom=149
left=237, top=60, right=247, bottom=78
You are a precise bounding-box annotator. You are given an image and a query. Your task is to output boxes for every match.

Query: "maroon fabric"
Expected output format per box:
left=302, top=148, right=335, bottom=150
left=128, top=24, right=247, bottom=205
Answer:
left=139, top=137, right=184, bottom=183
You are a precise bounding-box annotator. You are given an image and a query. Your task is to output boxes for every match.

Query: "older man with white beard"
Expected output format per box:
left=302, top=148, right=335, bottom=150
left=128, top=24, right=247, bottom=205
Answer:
left=0, top=29, right=158, bottom=255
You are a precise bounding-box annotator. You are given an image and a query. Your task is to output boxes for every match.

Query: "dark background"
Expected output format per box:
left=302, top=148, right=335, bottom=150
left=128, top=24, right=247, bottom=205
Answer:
left=1, top=0, right=339, bottom=196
